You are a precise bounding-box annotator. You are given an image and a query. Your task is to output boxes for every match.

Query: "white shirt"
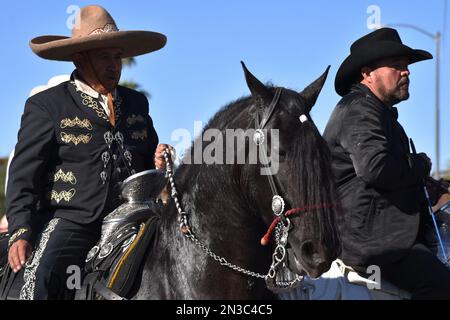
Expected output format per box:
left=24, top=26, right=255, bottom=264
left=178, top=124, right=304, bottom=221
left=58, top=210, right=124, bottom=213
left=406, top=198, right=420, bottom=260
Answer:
left=73, top=73, right=117, bottom=117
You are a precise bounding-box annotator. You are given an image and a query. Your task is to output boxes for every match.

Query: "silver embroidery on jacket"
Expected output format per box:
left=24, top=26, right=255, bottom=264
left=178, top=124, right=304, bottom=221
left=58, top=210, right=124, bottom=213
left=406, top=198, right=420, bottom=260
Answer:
left=19, top=218, right=60, bottom=300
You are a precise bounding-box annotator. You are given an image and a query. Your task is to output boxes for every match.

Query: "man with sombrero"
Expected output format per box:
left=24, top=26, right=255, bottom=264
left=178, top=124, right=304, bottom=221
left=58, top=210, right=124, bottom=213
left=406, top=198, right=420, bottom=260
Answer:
left=324, top=27, right=450, bottom=299
left=5, top=5, right=169, bottom=299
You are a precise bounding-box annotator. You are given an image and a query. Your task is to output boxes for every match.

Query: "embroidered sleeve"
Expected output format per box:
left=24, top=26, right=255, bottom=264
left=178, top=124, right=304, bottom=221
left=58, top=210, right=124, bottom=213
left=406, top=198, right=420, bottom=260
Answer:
left=8, top=227, right=29, bottom=248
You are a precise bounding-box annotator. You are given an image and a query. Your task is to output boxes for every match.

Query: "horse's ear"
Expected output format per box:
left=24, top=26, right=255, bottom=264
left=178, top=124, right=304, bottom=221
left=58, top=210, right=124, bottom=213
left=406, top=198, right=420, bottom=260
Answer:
left=241, top=61, right=272, bottom=104
left=300, top=65, right=330, bottom=111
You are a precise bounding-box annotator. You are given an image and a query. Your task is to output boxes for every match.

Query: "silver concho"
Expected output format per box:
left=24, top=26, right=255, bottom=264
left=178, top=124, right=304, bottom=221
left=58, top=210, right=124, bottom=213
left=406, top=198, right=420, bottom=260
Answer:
left=253, top=129, right=265, bottom=145
left=272, top=195, right=285, bottom=216
left=98, top=243, right=114, bottom=259
left=101, top=151, right=110, bottom=167
left=100, top=171, right=108, bottom=184
left=253, top=129, right=265, bottom=146
left=86, top=246, right=99, bottom=262
left=115, top=131, right=124, bottom=147
left=121, top=234, right=137, bottom=248
left=124, top=150, right=132, bottom=163
left=104, top=131, right=114, bottom=148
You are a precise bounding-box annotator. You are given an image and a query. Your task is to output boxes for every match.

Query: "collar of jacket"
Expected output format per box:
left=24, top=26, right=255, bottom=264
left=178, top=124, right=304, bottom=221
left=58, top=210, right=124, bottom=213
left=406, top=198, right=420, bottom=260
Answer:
left=71, top=71, right=118, bottom=101
left=350, top=83, right=399, bottom=120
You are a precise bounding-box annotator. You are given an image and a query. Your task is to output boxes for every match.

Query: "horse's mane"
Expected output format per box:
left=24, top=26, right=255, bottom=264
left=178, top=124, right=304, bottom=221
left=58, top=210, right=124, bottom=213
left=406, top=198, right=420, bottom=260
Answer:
left=202, top=83, right=275, bottom=131
left=203, top=96, right=253, bottom=132
left=174, top=93, right=255, bottom=182
left=201, top=85, right=338, bottom=246
left=172, top=84, right=339, bottom=247
left=283, top=117, right=339, bottom=246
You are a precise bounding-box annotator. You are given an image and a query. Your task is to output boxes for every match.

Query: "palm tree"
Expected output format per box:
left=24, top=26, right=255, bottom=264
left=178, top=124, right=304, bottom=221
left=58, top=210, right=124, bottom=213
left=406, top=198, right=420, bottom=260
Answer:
left=122, top=57, right=136, bottom=68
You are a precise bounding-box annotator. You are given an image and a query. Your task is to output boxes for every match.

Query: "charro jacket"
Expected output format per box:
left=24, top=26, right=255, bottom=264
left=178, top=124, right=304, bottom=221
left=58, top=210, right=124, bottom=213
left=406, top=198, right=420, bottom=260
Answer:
left=323, top=83, right=431, bottom=267
left=6, top=79, right=158, bottom=245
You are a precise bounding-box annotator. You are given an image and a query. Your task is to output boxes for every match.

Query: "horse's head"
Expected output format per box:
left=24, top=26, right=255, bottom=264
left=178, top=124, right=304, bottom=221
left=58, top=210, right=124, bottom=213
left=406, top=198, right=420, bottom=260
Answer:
left=241, top=62, right=341, bottom=279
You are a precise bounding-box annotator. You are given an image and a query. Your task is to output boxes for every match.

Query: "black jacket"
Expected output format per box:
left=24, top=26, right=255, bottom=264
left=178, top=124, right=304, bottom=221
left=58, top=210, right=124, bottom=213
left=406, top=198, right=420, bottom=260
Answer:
left=323, top=83, right=431, bottom=267
left=6, top=80, right=158, bottom=245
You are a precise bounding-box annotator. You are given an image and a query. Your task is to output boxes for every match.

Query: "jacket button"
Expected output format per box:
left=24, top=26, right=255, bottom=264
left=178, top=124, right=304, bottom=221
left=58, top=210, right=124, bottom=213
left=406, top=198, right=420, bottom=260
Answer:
left=100, top=171, right=107, bottom=184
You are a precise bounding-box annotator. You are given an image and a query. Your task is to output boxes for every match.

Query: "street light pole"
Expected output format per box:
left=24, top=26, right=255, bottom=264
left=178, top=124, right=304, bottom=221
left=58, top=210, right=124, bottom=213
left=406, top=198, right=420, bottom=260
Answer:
left=385, top=23, right=441, bottom=178
left=435, top=31, right=441, bottom=178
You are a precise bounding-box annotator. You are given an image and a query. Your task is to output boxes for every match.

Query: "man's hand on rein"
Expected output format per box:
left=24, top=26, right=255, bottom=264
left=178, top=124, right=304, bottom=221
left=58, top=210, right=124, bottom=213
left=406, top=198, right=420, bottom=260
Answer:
left=154, top=144, right=175, bottom=170
left=8, top=239, right=32, bottom=273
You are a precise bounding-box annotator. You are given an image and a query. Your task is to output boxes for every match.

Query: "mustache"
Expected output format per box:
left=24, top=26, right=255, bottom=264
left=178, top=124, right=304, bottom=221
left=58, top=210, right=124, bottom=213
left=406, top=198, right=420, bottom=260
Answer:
left=399, top=78, right=410, bottom=86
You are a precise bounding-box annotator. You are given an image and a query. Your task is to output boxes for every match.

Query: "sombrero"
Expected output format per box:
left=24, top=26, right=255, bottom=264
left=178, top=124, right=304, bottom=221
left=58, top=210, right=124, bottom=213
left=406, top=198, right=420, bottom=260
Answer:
left=29, top=5, right=166, bottom=61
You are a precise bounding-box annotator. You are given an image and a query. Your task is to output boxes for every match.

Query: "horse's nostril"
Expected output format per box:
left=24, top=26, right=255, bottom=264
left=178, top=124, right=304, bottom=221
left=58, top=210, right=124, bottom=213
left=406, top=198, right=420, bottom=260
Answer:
left=300, top=241, right=326, bottom=267
left=311, top=253, right=326, bottom=265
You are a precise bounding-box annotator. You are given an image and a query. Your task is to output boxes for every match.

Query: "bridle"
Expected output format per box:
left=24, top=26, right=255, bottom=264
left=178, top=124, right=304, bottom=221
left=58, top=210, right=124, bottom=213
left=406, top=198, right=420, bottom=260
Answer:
left=164, top=87, right=309, bottom=292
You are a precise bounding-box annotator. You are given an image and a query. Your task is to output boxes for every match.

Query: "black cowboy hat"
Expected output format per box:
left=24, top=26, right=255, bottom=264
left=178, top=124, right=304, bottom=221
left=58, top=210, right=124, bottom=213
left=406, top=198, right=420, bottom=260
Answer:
left=335, top=27, right=432, bottom=96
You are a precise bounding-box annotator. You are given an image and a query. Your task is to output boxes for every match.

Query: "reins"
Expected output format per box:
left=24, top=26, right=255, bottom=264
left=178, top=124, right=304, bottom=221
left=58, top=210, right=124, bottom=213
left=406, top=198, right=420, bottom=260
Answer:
left=161, top=88, right=313, bottom=291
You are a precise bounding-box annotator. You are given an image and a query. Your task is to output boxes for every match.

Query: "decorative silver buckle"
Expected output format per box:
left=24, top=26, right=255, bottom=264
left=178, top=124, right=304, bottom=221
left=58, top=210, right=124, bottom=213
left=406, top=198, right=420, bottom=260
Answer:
left=272, top=195, right=285, bottom=216
left=86, top=246, right=99, bottom=262
left=98, top=243, right=114, bottom=259
left=253, top=129, right=265, bottom=145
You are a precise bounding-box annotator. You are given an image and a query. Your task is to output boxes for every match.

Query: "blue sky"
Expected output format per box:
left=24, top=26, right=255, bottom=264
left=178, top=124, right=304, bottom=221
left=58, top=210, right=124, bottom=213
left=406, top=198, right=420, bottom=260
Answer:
left=1, top=0, right=449, bottom=173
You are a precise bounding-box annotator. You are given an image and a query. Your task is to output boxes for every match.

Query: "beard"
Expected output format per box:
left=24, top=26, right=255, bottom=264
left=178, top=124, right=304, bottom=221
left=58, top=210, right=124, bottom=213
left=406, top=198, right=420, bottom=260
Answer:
left=382, top=79, right=410, bottom=106
left=390, top=85, right=410, bottom=105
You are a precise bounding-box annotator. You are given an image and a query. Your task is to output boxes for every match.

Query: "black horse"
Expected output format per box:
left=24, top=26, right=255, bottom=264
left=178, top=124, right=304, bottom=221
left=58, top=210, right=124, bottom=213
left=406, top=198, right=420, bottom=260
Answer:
left=0, top=62, right=341, bottom=300
left=128, top=63, right=341, bottom=299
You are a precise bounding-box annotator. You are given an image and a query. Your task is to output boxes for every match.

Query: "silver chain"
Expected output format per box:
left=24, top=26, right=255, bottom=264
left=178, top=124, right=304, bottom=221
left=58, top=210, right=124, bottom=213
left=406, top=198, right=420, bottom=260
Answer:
left=163, top=150, right=268, bottom=279
left=163, top=149, right=303, bottom=287
left=185, top=232, right=267, bottom=279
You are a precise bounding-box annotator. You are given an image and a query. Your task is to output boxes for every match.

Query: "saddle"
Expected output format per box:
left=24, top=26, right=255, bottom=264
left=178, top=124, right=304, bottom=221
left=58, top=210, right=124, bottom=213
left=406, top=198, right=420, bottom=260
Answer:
left=76, top=169, right=167, bottom=300
left=76, top=212, right=160, bottom=300
left=0, top=169, right=167, bottom=300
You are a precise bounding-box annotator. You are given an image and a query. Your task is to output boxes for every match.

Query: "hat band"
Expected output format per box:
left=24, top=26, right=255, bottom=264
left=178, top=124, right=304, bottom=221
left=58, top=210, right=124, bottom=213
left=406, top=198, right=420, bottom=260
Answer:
left=89, top=23, right=119, bottom=36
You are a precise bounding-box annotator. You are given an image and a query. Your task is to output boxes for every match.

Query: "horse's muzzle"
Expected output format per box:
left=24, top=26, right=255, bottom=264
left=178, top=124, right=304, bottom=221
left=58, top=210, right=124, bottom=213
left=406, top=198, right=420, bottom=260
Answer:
left=288, top=240, right=333, bottom=278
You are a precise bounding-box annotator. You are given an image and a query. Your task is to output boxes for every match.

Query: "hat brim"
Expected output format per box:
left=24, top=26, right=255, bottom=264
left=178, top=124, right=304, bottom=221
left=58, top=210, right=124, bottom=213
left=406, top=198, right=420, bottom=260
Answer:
left=335, top=41, right=432, bottom=96
left=30, top=30, right=167, bottom=61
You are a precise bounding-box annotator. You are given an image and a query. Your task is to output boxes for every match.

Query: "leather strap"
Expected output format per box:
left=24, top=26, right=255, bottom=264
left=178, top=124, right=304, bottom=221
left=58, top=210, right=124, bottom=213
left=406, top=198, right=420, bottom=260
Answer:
left=94, top=282, right=127, bottom=300
left=257, top=87, right=283, bottom=130
left=254, top=87, right=286, bottom=201
left=0, top=266, right=17, bottom=300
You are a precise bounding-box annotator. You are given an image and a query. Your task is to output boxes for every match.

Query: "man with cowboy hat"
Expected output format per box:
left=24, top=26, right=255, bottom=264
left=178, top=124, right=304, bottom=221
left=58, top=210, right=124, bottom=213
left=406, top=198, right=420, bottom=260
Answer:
left=5, top=5, right=171, bottom=299
left=324, top=27, right=450, bottom=299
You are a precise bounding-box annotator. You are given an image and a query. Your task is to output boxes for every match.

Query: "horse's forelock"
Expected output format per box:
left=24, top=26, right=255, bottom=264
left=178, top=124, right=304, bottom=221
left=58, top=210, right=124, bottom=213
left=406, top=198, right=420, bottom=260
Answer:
left=282, top=118, right=340, bottom=249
